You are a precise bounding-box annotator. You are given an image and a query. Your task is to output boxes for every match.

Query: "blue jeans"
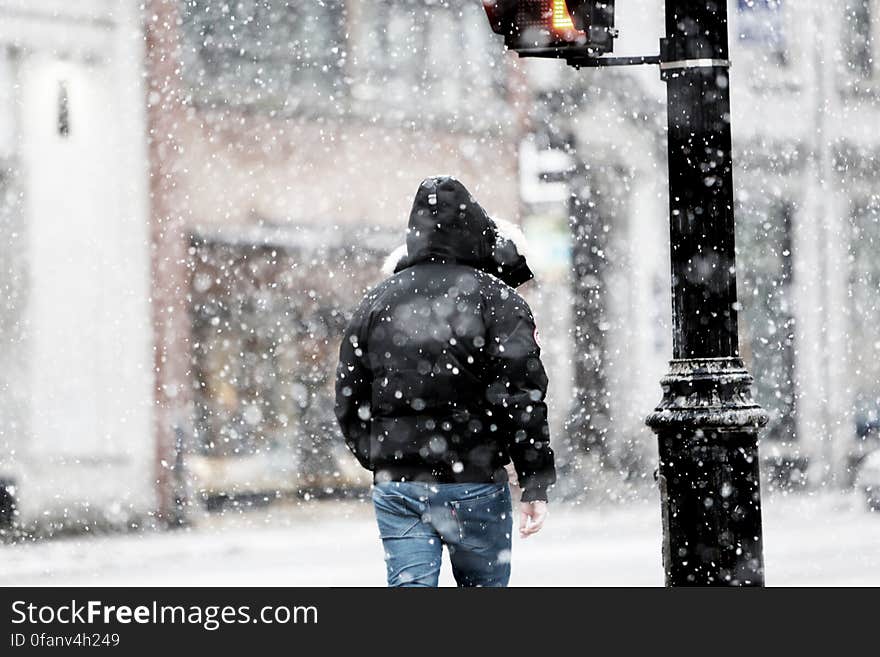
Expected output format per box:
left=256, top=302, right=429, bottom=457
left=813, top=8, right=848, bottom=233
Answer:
left=371, top=481, right=513, bottom=587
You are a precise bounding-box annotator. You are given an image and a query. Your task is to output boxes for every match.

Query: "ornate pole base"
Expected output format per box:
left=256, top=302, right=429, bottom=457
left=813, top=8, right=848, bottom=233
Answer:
left=646, top=358, right=768, bottom=586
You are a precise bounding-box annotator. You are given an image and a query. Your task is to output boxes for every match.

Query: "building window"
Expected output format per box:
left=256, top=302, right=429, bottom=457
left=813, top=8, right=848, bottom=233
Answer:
left=843, top=1, right=878, bottom=87
left=737, top=201, right=797, bottom=448
left=735, top=0, right=787, bottom=66
left=848, top=198, right=880, bottom=422
left=57, top=81, right=70, bottom=138
left=349, top=0, right=509, bottom=128
left=179, top=0, right=347, bottom=112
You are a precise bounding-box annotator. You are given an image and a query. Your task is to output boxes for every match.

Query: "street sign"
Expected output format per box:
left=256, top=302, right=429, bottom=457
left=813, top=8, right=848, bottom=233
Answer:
left=519, top=136, right=575, bottom=206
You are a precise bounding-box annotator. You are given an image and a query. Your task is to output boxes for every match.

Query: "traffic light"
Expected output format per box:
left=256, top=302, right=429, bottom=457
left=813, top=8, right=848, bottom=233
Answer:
left=482, top=0, right=616, bottom=55
left=565, top=1, right=616, bottom=53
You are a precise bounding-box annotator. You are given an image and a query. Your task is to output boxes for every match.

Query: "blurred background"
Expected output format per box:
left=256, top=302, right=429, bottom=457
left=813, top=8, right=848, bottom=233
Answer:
left=0, top=0, right=879, bottom=585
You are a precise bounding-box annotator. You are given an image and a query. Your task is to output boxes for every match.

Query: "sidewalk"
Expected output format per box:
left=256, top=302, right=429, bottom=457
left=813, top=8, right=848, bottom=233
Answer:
left=1, top=491, right=877, bottom=586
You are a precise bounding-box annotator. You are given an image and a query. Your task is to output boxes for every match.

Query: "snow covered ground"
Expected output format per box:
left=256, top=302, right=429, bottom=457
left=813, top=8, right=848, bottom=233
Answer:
left=1, top=491, right=878, bottom=586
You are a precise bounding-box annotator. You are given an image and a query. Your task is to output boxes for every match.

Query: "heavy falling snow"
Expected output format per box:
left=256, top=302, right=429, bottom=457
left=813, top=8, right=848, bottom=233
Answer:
left=0, top=0, right=879, bottom=586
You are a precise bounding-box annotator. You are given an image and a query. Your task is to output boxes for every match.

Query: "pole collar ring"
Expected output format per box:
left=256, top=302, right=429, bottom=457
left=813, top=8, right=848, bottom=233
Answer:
left=659, top=58, right=731, bottom=72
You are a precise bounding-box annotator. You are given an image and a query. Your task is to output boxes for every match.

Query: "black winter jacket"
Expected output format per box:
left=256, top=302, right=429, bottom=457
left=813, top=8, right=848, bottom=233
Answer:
left=334, top=177, right=556, bottom=502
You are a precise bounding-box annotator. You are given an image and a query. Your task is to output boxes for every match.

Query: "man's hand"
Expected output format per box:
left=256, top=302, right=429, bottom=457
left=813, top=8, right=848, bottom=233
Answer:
left=519, top=501, right=548, bottom=538
left=505, top=463, right=519, bottom=487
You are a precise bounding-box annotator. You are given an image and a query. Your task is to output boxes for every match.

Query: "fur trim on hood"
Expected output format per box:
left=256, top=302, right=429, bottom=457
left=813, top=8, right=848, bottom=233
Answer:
left=381, top=216, right=530, bottom=279
left=382, top=243, right=409, bottom=276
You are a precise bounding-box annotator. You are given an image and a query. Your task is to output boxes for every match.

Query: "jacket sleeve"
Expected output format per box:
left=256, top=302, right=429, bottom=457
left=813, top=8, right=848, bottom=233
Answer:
left=334, top=298, right=374, bottom=471
left=485, top=289, right=556, bottom=502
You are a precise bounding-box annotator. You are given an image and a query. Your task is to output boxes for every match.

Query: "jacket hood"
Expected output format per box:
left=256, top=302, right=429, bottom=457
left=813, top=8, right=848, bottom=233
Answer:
left=384, top=176, right=534, bottom=288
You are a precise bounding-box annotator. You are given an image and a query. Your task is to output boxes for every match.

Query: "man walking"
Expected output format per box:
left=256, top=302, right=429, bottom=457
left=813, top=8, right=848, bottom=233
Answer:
left=335, top=176, right=556, bottom=587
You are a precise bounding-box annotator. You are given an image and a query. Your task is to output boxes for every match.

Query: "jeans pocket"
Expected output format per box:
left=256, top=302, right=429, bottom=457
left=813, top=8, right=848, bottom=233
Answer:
left=451, top=484, right=512, bottom=549
left=372, top=487, right=423, bottom=539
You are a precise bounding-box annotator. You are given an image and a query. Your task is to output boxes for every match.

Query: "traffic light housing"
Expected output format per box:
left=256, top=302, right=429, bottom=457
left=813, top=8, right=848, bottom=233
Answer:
left=482, top=0, right=616, bottom=56
left=565, top=1, right=616, bottom=53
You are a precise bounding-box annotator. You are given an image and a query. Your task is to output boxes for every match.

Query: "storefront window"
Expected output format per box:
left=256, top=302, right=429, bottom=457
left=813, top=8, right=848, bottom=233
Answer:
left=189, top=230, right=388, bottom=496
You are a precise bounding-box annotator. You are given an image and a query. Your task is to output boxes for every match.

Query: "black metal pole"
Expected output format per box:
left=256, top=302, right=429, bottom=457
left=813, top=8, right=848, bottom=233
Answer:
left=645, top=0, right=768, bottom=585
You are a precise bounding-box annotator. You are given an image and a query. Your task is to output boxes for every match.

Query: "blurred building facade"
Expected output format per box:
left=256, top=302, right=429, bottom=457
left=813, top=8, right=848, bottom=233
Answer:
left=144, top=0, right=532, bottom=516
left=733, top=0, right=880, bottom=487
left=0, top=0, right=155, bottom=531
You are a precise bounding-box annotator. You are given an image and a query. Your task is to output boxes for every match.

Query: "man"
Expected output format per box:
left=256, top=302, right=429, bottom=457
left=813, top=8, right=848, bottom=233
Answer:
left=335, top=176, right=556, bottom=587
